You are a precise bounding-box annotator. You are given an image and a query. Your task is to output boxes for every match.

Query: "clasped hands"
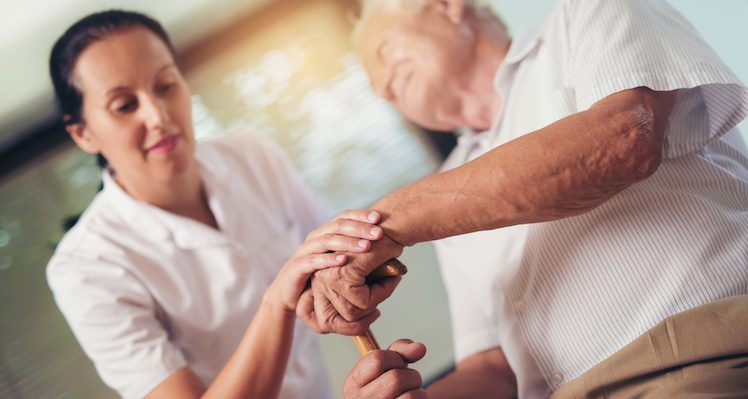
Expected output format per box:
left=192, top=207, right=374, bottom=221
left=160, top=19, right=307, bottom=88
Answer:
left=295, top=210, right=428, bottom=399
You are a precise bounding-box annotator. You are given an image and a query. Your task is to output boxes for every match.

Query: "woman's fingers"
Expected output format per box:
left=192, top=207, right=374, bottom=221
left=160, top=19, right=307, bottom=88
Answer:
left=296, top=234, right=372, bottom=257
left=271, top=255, right=348, bottom=313
left=306, top=213, right=382, bottom=241
left=338, top=209, right=380, bottom=224
left=294, top=253, right=347, bottom=275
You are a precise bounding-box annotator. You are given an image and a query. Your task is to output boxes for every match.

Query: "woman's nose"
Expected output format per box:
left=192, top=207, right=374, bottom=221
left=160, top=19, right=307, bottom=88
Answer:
left=140, top=94, right=169, bottom=129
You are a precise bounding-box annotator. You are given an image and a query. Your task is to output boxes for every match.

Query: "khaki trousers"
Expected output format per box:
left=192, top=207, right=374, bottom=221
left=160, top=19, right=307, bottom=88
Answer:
left=551, top=295, right=748, bottom=399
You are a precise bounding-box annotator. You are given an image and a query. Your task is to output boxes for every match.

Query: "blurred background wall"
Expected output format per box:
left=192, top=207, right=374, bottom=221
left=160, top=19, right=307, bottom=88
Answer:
left=0, top=0, right=746, bottom=398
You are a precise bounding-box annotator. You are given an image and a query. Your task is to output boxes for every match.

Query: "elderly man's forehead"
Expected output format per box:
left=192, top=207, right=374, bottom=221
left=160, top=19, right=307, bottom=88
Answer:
left=355, top=10, right=392, bottom=53
left=358, top=0, right=429, bottom=33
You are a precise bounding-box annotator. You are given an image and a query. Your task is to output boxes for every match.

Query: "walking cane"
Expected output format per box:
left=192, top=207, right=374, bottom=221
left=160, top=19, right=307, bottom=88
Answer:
left=352, top=258, right=408, bottom=356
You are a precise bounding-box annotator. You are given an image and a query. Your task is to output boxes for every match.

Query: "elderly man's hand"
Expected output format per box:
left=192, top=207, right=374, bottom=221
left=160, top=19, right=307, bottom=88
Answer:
left=296, top=231, right=404, bottom=335
left=343, top=339, right=428, bottom=399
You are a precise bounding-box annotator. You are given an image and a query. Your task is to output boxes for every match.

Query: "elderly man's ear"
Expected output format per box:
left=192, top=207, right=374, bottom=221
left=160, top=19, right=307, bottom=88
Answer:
left=431, top=0, right=466, bottom=24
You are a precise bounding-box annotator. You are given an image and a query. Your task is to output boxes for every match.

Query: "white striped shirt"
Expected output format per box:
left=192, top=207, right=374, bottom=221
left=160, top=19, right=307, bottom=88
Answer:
left=434, top=0, right=748, bottom=397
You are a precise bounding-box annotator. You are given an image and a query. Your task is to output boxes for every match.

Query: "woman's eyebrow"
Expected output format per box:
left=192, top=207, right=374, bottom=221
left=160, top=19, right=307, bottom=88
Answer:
left=101, top=63, right=177, bottom=98
left=102, top=85, right=130, bottom=98
left=153, top=63, right=177, bottom=78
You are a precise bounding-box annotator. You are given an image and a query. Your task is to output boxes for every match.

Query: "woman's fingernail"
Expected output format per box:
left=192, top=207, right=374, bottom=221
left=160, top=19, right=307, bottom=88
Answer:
left=370, top=226, right=381, bottom=237
left=358, top=239, right=368, bottom=248
left=336, top=255, right=345, bottom=261
left=367, top=211, right=378, bottom=221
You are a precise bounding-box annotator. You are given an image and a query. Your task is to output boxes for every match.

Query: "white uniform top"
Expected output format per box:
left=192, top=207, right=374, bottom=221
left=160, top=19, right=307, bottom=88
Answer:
left=434, top=0, right=748, bottom=397
left=47, top=133, right=333, bottom=399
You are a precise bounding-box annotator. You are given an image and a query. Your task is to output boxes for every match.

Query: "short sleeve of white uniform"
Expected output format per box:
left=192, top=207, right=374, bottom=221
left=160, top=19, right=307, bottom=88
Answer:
left=434, top=241, right=501, bottom=363
left=564, top=0, right=748, bottom=158
left=47, top=256, right=186, bottom=399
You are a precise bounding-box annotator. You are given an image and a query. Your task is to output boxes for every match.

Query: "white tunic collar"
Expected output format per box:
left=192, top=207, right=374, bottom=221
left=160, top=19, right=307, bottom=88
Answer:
left=100, top=150, right=232, bottom=250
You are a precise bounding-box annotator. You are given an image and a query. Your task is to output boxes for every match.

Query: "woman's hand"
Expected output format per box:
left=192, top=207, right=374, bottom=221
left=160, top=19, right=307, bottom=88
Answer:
left=265, top=209, right=384, bottom=317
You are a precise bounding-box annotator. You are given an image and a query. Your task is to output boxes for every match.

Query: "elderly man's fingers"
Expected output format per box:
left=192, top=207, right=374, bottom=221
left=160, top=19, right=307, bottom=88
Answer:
left=343, top=347, right=424, bottom=399
left=330, top=273, right=402, bottom=313
left=327, top=287, right=379, bottom=322
left=387, top=339, right=427, bottom=364
left=335, top=309, right=380, bottom=336
left=311, top=267, right=381, bottom=322
left=296, top=290, right=323, bottom=334
left=368, top=275, right=402, bottom=307
left=345, top=349, right=408, bottom=390
left=395, top=389, right=429, bottom=399
left=311, top=276, right=380, bottom=334
left=365, top=369, right=423, bottom=399
left=313, top=267, right=372, bottom=318
left=342, top=238, right=405, bottom=280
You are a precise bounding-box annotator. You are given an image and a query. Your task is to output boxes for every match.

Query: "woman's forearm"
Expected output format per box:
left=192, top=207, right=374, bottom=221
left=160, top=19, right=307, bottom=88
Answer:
left=146, top=294, right=296, bottom=399
left=374, top=88, right=675, bottom=246
left=203, top=294, right=296, bottom=399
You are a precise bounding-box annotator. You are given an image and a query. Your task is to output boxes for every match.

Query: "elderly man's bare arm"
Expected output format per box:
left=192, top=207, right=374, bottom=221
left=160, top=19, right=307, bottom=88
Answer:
left=376, top=87, right=677, bottom=246
left=426, top=347, right=517, bottom=399
left=299, top=87, right=678, bottom=333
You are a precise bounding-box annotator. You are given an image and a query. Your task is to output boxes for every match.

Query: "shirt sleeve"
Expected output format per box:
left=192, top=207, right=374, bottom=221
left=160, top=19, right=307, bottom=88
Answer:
left=565, top=0, right=748, bottom=158
left=434, top=244, right=502, bottom=363
left=47, top=258, right=187, bottom=399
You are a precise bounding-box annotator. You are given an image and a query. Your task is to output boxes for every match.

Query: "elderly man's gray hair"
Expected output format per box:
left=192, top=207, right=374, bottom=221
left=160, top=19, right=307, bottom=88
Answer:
left=359, top=0, right=481, bottom=15
left=353, top=0, right=499, bottom=44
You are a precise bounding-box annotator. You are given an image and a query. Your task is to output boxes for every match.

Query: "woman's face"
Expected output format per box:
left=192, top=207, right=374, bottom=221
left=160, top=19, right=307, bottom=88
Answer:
left=68, top=26, right=195, bottom=184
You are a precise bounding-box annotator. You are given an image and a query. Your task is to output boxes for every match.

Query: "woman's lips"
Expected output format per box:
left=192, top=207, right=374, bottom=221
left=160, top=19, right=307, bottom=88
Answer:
left=148, top=134, right=179, bottom=154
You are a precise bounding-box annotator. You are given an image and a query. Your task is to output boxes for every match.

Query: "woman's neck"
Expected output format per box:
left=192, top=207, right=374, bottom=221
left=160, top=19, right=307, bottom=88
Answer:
left=115, top=161, right=218, bottom=229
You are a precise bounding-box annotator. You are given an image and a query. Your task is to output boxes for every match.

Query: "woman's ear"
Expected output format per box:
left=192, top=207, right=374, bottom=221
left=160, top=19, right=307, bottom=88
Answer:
left=66, top=121, right=100, bottom=154
left=430, top=0, right=465, bottom=24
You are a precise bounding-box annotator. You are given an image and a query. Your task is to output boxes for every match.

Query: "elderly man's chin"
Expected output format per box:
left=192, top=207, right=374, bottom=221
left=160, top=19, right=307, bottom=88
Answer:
left=401, top=108, right=464, bottom=132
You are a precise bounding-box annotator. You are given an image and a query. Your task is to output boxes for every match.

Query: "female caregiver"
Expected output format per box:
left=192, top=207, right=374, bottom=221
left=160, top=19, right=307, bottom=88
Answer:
left=45, top=10, right=398, bottom=399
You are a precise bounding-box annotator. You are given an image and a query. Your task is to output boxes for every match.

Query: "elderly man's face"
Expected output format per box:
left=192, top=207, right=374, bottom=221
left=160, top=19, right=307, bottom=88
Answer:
left=358, top=5, right=476, bottom=131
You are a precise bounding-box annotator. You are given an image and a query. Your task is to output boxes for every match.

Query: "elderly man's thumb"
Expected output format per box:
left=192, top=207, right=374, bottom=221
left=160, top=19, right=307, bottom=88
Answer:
left=387, top=339, right=428, bottom=363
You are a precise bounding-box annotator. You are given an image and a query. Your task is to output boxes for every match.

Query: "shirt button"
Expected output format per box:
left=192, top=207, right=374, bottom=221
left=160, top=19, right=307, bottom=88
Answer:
left=514, top=300, right=527, bottom=313
left=549, top=372, right=564, bottom=386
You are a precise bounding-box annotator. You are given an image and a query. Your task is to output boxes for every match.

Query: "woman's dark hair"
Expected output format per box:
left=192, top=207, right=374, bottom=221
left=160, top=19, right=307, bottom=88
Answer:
left=49, top=10, right=176, bottom=126
left=51, top=10, right=176, bottom=232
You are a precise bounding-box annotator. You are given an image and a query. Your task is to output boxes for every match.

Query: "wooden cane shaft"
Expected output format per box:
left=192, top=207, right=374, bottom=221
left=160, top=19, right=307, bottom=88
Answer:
left=353, top=328, right=381, bottom=356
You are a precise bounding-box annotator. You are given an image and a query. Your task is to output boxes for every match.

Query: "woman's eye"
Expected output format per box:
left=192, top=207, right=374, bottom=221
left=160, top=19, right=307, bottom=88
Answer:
left=114, top=100, right=137, bottom=113
left=158, top=82, right=176, bottom=93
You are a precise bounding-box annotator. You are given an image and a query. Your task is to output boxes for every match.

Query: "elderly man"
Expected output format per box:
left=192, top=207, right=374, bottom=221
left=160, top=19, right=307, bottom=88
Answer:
left=299, top=0, right=748, bottom=397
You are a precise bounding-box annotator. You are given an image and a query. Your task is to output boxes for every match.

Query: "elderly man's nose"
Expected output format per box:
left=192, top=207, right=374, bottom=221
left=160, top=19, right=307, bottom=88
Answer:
left=373, top=79, right=394, bottom=101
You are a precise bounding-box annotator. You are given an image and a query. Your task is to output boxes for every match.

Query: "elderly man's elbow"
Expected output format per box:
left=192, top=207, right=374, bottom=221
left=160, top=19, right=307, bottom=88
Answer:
left=618, top=105, right=665, bottom=183
left=595, top=87, right=673, bottom=184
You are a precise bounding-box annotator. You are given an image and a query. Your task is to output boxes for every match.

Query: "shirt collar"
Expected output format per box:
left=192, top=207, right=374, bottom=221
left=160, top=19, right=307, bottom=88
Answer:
left=444, top=29, right=543, bottom=169
left=501, top=29, right=542, bottom=69
left=102, top=151, right=230, bottom=249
